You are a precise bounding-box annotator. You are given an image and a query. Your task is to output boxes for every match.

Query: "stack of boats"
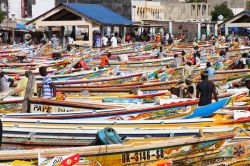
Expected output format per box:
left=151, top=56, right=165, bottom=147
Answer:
left=0, top=41, right=249, bottom=166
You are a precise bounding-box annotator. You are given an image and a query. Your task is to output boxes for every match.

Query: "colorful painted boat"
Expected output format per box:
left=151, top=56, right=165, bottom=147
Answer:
left=0, top=131, right=235, bottom=165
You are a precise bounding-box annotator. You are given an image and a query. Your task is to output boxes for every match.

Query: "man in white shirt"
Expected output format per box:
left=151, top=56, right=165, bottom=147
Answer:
left=102, top=35, right=108, bottom=47
left=0, top=69, right=14, bottom=94
left=111, top=34, right=118, bottom=47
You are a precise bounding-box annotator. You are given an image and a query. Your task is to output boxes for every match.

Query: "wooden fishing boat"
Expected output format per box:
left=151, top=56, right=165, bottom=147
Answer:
left=0, top=99, right=23, bottom=113
left=90, top=57, right=174, bottom=66
left=36, top=73, right=143, bottom=86
left=1, top=122, right=237, bottom=149
left=55, top=78, right=229, bottom=93
left=0, top=131, right=235, bottom=166
left=0, top=93, right=233, bottom=120
left=168, top=139, right=250, bottom=166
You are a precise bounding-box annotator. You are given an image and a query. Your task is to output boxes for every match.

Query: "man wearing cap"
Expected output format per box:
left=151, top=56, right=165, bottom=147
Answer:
left=111, top=34, right=118, bottom=47
left=196, top=72, right=218, bottom=106
left=0, top=70, right=14, bottom=94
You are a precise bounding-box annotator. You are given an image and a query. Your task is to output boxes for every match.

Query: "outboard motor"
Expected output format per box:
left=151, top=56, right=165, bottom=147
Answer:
left=90, top=127, right=122, bottom=146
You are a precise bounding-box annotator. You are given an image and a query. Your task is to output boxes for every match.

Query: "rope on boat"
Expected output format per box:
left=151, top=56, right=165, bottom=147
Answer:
left=235, top=127, right=250, bottom=138
left=94, top=161, right=102, bottom=166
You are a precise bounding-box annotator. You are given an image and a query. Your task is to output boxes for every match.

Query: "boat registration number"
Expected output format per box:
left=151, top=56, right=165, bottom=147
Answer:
left=121, top=149, right=164, bottom=164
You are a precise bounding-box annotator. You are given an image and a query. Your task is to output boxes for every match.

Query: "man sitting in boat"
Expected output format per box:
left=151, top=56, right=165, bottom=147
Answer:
left=16, top=71, right=37, bottom=97
left=99, top=52, right=112, bottom=69
left=196, top=72, right=218, bottom=106
left=205, top=62, right=215, bottom=78
left=157, top=46, right=166, bottom=59
left=170, top=54, right=183, bottom=68
left=15, top=51, right=27, bottom=63
left=0, top=69, right=14, bottom=94
left=181, top=77, right=196, bottom=98
left=39, top=67, right=56, bottom=99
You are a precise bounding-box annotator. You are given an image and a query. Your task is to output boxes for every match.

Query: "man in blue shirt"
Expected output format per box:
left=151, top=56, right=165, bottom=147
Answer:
left=205, top=62, right=215, bottom=78
left=39, top=67, right=56, bottom=98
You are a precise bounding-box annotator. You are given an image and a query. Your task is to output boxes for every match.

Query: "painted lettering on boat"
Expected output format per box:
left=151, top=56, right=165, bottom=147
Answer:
left=31, top=104, right=75, bottom=113
left=201, top=157, right=234, bottom=166
left=121, top=149, right=164, bottom=163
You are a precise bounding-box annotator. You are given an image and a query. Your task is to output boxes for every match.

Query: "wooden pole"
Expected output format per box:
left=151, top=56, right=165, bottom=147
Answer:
left=21, top=73, right=35, bottom=113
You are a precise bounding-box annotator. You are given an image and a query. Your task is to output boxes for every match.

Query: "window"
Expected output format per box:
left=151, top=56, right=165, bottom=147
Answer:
left=202, top=5, right=206, bottom=16
left=30, top=0, right=36, bottom=5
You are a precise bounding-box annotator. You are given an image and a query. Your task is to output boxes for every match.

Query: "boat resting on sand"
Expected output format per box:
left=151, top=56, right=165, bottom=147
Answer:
left=0, top=94, right=234, bottom=119
left=0, top=131, right=235, bottom=166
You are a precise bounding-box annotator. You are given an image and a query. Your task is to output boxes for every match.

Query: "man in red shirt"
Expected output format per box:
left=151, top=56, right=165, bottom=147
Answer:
left=100, top=52, right=111, bottom=68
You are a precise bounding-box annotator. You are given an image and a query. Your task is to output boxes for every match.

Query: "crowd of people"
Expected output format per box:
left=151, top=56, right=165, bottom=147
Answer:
left=0, top=67, right=56, bottom=99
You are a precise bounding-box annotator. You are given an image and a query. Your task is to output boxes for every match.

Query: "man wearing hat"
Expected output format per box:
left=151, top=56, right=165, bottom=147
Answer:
left=0, top=69, right=14, bottom=94
left=196, top=71, right=218, bottom=106
left=110, top=34, right=118, bottom=47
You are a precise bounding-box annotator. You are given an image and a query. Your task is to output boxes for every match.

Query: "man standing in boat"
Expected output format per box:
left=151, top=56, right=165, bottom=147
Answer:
left=182, top=61, right=193, bottom=81
left=51, top=34, right=59, bottom=49
left=196, top=72, right=218, bottom=106
left=16, top=71, right=37, bottom=97
left=39, top=67, right=56, bottom=98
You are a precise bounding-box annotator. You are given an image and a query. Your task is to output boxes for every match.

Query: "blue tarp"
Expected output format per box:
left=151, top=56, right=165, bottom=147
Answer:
left=16, top=23, right=33, bottom=30
left=16, top=23, right=26, bottom=29
left=63, top=3, right=132, bottom=25
left=184, top=98, right=230, bottom=119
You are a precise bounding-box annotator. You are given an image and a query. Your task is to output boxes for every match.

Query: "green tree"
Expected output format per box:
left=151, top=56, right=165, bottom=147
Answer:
left=0, top=9, right=5, bottom=24
left=211, top=3, right=234, bottom=21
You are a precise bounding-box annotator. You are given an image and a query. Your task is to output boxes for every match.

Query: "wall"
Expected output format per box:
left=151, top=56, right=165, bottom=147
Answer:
left=159, top=1, right=210, bottom=21
left=8, top=0, right=22, bottom=20
left=32, top=0, right=56, bottom=18
left=207, top=0, right=246, bottom=10
left=56, top=0, right=132, bottom=19
left=132, top=0, right=164, bottom=22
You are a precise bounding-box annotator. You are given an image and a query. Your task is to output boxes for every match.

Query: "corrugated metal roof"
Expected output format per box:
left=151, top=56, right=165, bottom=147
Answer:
left=63, top=3, right=132, bottom=25
left=218, top=10, right=250, bottom=26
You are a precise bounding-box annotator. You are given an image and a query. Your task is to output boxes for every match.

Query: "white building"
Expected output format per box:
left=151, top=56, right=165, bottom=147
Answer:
left=31, top=0, right=56, bottom=19
left=0, top=0, right=56, bottom=27
left=131, top=0, right=164, bottom=22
